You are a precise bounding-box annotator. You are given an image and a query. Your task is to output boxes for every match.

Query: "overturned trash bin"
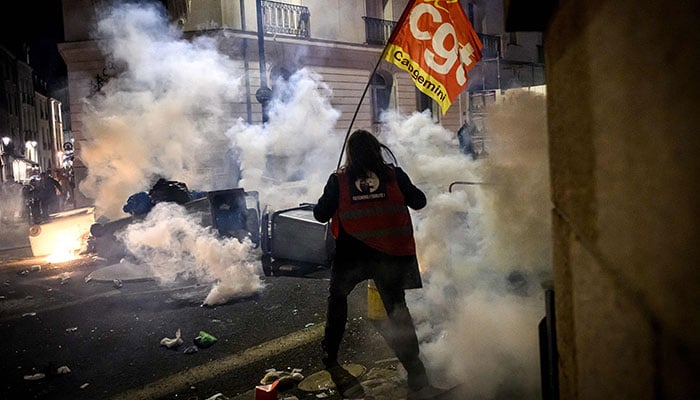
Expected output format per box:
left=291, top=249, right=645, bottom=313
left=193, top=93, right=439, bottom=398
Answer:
left=29, top=207, right=96, bottom=258
left=260, top=203, right=334, bottom=276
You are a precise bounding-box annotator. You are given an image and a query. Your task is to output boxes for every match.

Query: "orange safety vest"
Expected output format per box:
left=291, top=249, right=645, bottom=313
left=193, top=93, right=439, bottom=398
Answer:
left=331, top=167, right=417, bottom=256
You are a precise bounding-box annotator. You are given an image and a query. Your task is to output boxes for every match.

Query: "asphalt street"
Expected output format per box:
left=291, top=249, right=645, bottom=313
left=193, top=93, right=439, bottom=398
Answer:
left=0, top=220, right=466, bottom=400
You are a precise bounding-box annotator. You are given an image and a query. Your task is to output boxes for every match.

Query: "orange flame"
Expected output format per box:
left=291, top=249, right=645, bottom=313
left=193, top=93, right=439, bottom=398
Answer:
left=44, top=233, right=85, bottom=263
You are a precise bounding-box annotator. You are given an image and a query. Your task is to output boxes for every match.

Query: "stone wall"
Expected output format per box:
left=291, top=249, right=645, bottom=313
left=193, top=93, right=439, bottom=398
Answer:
left=546, top=0, right=700, bottom=398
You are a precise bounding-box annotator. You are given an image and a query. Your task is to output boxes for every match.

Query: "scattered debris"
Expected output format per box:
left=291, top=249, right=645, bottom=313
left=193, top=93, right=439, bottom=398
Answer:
left=290, top=370, right=304, bottom=381
left=260, top=369, right=282, bottom=384
left=23, top=373, right=46, bottom=381
left=193, top=331, right=217, bottom=348
left=298, top=364, right=366, bottom=393
left=59, top=272, right=71, bottom=285
left=66, top=327, right=78, bottom=332
left=260, top=368, right=305, bottom=385
left=160, top=328, right=184, bottom=349
left=113, top=279, right=123, bottom=289
left=304, top=323, right=315, bottom=328
left=259, top=368, right=305, bottom=392
left=56, top=366, right=71, bottom=374
left=80, top=383, right=90, bottom=389
left=255, top=380, right=279, bottom=400
left=183, top=345, right=199, bottom=354
left=30, top=265, right=42, bottom=272
left=84, top=275, right=92, bottom=283
left=22, top=312, right=36, bottom=317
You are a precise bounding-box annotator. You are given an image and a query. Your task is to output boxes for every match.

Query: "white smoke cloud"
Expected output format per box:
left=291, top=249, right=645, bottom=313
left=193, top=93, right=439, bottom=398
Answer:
left=78, top=3, right=342, bottom=305
left=380, top=91, right=551, bottom=397
left=79, top=2, right=243, bottom=220
left=117, top=202, right=263, bottom=305
left=77, top=4, right=552, bottom=396
left=225, top=68, right=342, bottom=210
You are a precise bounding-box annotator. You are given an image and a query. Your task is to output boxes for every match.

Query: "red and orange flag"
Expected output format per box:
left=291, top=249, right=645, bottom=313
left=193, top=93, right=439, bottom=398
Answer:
left=384, top=0, right=483, bottom=115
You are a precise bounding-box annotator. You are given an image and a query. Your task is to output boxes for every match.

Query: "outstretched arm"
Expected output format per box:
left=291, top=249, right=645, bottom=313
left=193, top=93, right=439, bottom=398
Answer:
left=396, top=168, right=426, bottom=210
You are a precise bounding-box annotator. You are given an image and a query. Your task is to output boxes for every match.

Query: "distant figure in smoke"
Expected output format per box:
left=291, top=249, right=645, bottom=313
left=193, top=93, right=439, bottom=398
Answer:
left=457, top=120, right=477, bottom=159
left=37, top=171, right=62, bottom=220
left=54, top=169, right=72, bottom=210
left=22, top=178, right=40, bottom=223
left=314, top=129, right=439, bottom=398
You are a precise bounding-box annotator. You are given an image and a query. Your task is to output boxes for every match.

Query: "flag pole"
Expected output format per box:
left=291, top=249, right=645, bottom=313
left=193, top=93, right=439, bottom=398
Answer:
left=335, top=46, right=389, bottom=170
left=335, top=2, right=415, bottom=170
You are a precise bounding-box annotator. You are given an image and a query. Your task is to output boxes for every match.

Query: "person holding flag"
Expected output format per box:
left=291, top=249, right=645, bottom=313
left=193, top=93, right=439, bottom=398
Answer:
left=314, top=130, right=441, bottom=399
left=316, top=2, right=483, bottom=397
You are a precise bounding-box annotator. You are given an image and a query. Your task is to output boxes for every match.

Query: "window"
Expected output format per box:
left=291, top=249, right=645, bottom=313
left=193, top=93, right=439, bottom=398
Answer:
left=416, top=91, right=435, bottom=118
left=370, top=71, right=392, bottom=124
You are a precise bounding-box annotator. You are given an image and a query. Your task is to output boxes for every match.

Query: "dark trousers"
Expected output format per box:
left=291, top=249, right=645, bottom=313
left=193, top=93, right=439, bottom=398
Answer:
left=324, top=253, right=429, bottom=389
left=39, top=197, right=58, bottom=219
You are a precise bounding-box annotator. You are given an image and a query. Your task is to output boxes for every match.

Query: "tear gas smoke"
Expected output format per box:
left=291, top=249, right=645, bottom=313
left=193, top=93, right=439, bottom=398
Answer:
left=80, top=3, right=342, bottom=305
left=381, top=91, right=550, bottom=397
left=117, top=202, right=262, bottom=305
left=80, top=2, right=244, bottom=219
left=223, top=69, right=342, bottom=208
left=0, top=184, right=26, bottom=232
left=80, top=3, right=550, bottom=397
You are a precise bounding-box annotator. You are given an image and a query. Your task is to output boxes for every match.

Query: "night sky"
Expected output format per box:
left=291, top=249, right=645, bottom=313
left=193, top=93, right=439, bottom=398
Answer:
left=0, top=0, right=66, bottom=90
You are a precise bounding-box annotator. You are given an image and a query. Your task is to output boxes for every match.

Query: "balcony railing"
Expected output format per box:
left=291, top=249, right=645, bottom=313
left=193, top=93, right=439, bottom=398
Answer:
left=261, top=0, right=310, bottom=39
left=478, top=33, right=501, bottom=59
left=363, top=16, right=396, bottom=45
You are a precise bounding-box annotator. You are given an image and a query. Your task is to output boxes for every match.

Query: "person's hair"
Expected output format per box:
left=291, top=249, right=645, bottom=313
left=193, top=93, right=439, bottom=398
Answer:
left=345, top=129, right=397, bottom=181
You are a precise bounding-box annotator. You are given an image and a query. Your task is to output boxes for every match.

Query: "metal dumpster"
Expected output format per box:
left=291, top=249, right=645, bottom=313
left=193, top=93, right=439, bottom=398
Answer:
left=260, top=203, right=335, bottom=276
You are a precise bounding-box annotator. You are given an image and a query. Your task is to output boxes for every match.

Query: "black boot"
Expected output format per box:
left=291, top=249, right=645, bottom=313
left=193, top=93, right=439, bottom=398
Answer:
left=404, top=359, right=429, bottom=391
left=321, top=339, right=339, bottom=369
left=327, top=363, right=365, bottom=398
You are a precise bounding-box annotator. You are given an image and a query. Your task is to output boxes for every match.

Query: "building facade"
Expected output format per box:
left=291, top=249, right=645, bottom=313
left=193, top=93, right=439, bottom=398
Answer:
left=0, top=44, right=65, bottom=183
left=58, top=0, right=544, bottom=206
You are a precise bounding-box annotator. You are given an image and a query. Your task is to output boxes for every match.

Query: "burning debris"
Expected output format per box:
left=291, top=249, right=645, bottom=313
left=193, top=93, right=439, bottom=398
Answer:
left=27, top=207, right=96, bottom=261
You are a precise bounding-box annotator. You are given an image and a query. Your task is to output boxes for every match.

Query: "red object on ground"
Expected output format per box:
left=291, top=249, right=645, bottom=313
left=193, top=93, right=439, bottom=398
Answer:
left=254, top=380, right=279, bottom=400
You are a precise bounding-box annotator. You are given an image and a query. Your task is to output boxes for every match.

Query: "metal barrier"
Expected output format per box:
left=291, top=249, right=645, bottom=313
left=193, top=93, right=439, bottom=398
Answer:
left=448, top=181, right=486, bottom=192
